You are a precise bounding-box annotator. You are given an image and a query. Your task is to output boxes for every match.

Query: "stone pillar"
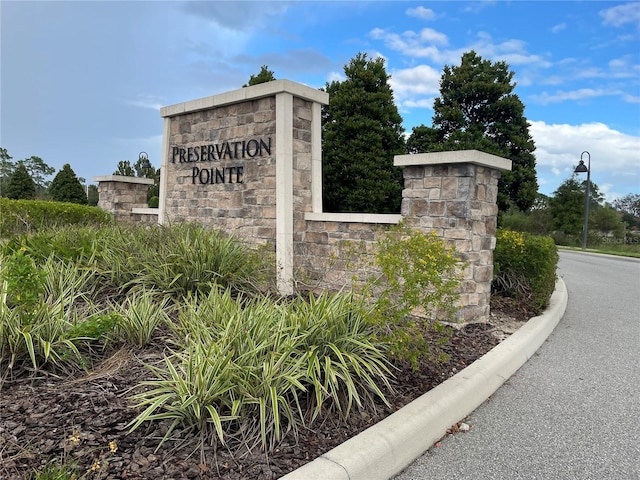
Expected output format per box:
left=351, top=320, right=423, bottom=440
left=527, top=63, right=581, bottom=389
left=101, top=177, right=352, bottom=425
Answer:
left=158, top=80, right=329, bottom=295
left=394, top=150, right=512, bottom=322
left=93, top=175, right=155, bottom=223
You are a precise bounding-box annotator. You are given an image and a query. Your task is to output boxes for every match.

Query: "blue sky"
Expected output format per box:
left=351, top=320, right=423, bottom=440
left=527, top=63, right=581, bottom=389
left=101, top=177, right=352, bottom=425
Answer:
left=2, top=1, right=639, bottom=202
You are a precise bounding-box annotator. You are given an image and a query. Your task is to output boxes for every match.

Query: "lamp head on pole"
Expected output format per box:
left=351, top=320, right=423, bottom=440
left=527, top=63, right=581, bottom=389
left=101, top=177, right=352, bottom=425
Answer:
left=575, top=151, right=590, bottom=174
left=138, top=152, right=151, bottom=172
left=574, top=160, right=589, bottom=173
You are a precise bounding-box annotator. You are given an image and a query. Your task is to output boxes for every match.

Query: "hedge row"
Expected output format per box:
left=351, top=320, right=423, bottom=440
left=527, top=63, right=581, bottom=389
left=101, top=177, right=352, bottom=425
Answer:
left=0, top=198, right=113, bottom=238
left=492, top=229, right=558, bottom=314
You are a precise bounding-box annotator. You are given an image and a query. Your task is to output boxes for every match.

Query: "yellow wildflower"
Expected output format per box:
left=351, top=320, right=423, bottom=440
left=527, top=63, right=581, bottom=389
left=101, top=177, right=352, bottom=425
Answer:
left=68, top=432, right=80, bottom=444
left=89, top=461, right=101, bottom=472
left=109, top=440, right=118, bottom=453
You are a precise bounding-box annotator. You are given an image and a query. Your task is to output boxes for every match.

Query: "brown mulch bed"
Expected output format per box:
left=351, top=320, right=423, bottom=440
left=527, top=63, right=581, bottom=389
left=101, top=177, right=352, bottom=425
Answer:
left=0, top=308, right=527, bottom=480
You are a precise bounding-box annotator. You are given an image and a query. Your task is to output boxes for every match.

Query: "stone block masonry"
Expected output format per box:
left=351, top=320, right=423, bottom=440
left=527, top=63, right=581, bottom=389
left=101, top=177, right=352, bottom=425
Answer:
left=95, top=80, right=511, bottom=323
left=93, top=175, right=155, bottom=224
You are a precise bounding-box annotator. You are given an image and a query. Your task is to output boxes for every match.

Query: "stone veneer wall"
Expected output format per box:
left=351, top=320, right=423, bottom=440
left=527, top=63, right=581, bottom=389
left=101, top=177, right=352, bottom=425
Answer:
left=296, top=152, right=509, bottom=323
left=400, top=162, right=501, bottom=321
left=162, top=97, right=278, bottom=246
left=94, top=175, right=155, bottom=224
left=95, top=80, right=511, bottom=323
left=292, top=97, right=314, bottom=245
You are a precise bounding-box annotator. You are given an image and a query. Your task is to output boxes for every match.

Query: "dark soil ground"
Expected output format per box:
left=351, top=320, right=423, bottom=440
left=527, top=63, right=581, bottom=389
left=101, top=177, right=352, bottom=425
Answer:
left=0, top=303, right=528, bottom=480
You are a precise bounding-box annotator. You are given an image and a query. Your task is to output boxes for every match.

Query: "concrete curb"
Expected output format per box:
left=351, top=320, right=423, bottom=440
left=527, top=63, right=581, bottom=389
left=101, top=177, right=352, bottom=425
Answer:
left=281, top=278, right=568, bottom=480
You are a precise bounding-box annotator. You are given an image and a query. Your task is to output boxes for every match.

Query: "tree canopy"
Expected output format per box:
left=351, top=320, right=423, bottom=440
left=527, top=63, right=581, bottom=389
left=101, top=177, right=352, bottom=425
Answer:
left=244, top=65, right=276, bottom=87
left=49, top=163, right=87, bottom=204
left=322, top=53, right=405, bottom=213
left=5, top=163, right=36, bottom=200
left=407, top=51, right=538, bottom=212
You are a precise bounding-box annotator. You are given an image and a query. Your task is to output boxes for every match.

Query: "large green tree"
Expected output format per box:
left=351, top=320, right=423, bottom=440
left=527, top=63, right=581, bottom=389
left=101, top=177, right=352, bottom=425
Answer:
left=244, top=65, right=276, bottom=87
left=0, top=147, right=14, bottom=196
left=19, top=156, right=55, bottom=194
left=49, top=163, right=87, bottom=204
left=0, top=150, right=54, bottom=199
left=549, top=174, right=605, bottom=236
left=407, top=51, right=538, bottom=212
left=113, top=160, right=136, bottom=176
left=613, top=193, right=640, bottom=229
left=5, top=163, right=36, bottom=200
left=322, top=53, right=405, bottom=213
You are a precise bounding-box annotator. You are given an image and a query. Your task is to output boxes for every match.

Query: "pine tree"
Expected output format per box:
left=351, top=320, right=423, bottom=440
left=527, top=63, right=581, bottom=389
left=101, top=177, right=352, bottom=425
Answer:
left=244, top=65, right=276, bottom=87
left=49, top=164, right=87, bottom=204
left=322, top=53, right=405, bottom=213
left=408, top=51, right=538, bottom=212
left=5, top=163, right=36, bottom=200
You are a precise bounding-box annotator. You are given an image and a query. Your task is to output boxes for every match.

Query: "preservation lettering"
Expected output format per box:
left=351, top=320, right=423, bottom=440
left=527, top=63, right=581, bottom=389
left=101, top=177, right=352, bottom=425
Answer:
left=171, top=137, right=271, bottom=185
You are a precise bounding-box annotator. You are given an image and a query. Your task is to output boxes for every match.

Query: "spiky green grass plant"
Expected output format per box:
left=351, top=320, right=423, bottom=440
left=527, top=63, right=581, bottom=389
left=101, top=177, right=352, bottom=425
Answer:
left=129, top=288, right=392, bottom=452
left=112, top=290, right=171, bottom=347
left=0, top=251, right=97, bottom=379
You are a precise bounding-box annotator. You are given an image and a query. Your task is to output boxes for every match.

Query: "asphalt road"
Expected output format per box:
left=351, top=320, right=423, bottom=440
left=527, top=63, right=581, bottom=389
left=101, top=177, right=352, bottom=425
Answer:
left=394, top=250, right=640, bottom=480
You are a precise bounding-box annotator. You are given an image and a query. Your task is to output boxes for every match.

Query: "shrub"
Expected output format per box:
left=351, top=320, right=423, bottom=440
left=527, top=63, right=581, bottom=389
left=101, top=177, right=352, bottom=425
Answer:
left=101, top=223, right=273, bottom=298
left=492, top=229, right=558, bottom=314
left=113, top=290, right=171, bottom=347
left=0, top=198, right=112, bottom=238
left=343, top=223, right=462, bottom=369
left=0, top=251, right=95, bottom=378
left=130, top=288, right=392, bottom=452
left=2, top=223, right=274, bottom=301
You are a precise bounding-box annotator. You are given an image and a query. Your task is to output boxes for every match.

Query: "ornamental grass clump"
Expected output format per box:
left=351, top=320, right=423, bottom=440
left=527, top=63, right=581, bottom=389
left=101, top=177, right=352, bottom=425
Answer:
left=112, top=290, right=172, bottom=347
left=129, top=287, right=392, bottom=453
left=98, top=223, right=272, bottom=299
left=0, top=249, right=98, bottom=379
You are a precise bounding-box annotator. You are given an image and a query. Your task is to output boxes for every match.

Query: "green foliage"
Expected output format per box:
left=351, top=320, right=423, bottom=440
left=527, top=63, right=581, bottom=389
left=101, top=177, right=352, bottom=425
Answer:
left=0, top=252, right=95, bottom=378
left=30, top=462, right=78, bottom=480
left=406, top=125, right=440, bottom=154
left=5, top=163, right=37, bottom=200
left=613, top=193, right=640, bottom=229
left=0, top=150, right=55, bottom=199
left=87, top=184, right=99, bottom=206
left=113, top=291, right=171, bottom=347
left=130, top=288, right=391, bottom=452
left=98, top=223, right=272, bottom=298
left=65, top=312, right=119, bottom=341
left=410, top=51, right=538, bottom=212
left=2, top=247, right=46, bottom=312
left=499, top=203, right=552, bottom=236
left=244, top=65, right=276, bottom=87
left=322, top=52, right=405, bottom=214
left=48, top=164, right=87, bottom=205
left=492, top=229, right=558, bottom=314
left=0, top=198, right=113, bottom=237
left=367, top=224, right=460, bottom=368
left=113, top=160, right=135, bottom=176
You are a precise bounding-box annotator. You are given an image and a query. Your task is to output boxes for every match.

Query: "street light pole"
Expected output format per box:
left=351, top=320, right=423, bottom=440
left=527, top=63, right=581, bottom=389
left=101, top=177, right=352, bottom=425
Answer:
left=574, top=151, right=591, bottom=250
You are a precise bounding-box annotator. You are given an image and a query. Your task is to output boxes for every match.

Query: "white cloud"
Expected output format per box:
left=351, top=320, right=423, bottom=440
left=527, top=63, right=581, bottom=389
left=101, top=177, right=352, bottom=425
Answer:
left=389, top=64, right=441, bottom=99
left=599, top=2, right=640, bottom=28
left=551, top=23, right=567, bottom=33
left=420, top=28, right=448, bottom=45
left=403, top=98, right=436, bottom=109
left=530, top=88, right=623, bottom=105
left=530, top=120, right=640, bottom=199
left=125, top=95, right=166, bottom=111
left=368, top=28, right=449, bottom=62
left=326, top=71, right=344, bottom=83
left=406, top=6, right=436, bottom=21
